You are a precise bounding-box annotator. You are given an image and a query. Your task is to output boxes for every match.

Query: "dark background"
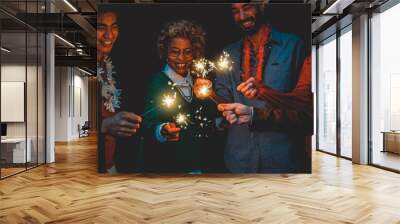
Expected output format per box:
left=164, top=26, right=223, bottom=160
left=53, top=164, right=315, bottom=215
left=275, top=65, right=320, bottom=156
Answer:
left=98, top=3, right=311, bottom=113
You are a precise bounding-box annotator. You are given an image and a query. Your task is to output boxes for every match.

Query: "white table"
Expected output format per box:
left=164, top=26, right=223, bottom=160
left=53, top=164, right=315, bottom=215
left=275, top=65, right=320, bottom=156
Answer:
left=1, top=138, right=32, bottom=163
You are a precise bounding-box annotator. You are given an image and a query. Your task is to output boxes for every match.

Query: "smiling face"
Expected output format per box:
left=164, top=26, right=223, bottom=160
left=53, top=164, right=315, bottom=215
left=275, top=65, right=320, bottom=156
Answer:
left=97, top=12, right=119, bottom=57
left=167, top=37, right=193, bottom=77
left=231, top=3, right=261, bottom=34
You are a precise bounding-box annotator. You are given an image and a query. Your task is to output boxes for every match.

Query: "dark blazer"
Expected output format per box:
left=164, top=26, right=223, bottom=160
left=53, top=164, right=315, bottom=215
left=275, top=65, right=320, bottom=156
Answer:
left=142, top=71, right=218, bottom=173
left=112, top=54, right=148, bottom=173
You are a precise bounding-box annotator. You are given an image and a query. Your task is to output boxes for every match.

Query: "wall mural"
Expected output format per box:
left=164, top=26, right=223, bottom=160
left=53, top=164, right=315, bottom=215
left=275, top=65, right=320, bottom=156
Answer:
left=97, top=3, right=312, bottom=174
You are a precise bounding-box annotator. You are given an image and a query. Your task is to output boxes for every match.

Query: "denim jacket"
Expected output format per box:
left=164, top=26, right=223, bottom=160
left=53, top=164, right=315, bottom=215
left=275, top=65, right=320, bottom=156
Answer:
left=214, top=28, right=309, bottom=173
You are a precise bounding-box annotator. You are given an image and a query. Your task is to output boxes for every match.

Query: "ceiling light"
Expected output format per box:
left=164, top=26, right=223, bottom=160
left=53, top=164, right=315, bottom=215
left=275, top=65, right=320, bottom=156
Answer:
left=63, top=0, right=78, bottom=12
left=78, top=67, right=93, bottom=76
left=1, top=47, right=11, bottom=53
left=322, top=0, right=356, bottom=15
left=323, top=0, right=343, bottom=15
left=54, top=34, right=75, bottom=48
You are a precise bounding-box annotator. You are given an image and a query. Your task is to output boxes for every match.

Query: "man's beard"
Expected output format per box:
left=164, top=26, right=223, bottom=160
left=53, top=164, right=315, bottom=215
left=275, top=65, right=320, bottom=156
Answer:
left=240, top=17, right=263, bottom=36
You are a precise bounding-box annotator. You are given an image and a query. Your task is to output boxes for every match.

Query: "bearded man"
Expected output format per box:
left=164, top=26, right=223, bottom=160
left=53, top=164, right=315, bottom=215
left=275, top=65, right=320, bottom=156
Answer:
left=214, top=3, right=311, bottom=173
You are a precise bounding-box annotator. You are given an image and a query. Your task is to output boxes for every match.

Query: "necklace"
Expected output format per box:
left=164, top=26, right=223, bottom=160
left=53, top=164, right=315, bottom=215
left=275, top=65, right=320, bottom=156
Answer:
left=241, top=25, right=271, bottom=82
left=97, top=56, right=122, bottom=113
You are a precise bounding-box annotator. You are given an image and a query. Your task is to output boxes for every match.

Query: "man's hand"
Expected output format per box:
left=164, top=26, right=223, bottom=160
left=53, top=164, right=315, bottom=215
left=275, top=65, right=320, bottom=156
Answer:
left=237, top=77, right=258, bottom=99
left=193, top=78, right=213, bottom=99
left=217, top=103, right=252, bottom=125
left=161, top=123, right=181, bottom=141
left=101, top=112, right=142, bottom=137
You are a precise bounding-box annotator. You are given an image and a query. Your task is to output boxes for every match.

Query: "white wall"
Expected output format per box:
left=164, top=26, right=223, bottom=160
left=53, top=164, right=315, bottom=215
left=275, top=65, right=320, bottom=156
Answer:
left=54, top=67, right=89, bottom=141
left=72, top=72, right=89, bottom=138
left=55, top=66, right=69, bottom=141
left=1, top=64, right=45, bottom=163
left=1, top=65, right=39, bottom=138
left=1, top=65, right=27, bottom=140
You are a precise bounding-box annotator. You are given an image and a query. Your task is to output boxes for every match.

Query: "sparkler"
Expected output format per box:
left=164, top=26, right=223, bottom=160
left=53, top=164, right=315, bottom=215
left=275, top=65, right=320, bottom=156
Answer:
left=143, top=51, right=233, bottom=135
left=215, top=51, right=233, bottom=72
left=175, top=113, right=193, bottom=129
left=199, top=85, right=210, bottom=96
left=161, top=93, right=176, bottom=108
left=142, top=92, right=177, bottom=117
left=192, top=58, right=216, bottom=78
left=191, top=51, right=233, bottom=104
left=197, top=84, right=218, bottom=104
left=193, top=106, right=213, bottom=138
left=193, top=51, right=233, bottom=77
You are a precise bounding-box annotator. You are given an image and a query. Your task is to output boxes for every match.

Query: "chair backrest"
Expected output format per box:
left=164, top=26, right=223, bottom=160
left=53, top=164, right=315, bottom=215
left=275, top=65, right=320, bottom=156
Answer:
left=82, top=121, right=90, bottom=129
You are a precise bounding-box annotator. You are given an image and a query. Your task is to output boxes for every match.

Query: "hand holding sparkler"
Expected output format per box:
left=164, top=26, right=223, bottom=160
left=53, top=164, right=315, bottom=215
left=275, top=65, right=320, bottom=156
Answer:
left=191, top=51, right=233, bottom=104
left=161, top=122, right=181, bottom=141
left=237, top=77, right=258, bottom=99
left=101, top=112, right=142, bottom=137
left=193, top=78, right=212, bottom=98
left=193, top=78, right=220, bottom=104
left=192, top=58, right=216, bottom=103
left=217, top=103, right=252, bottom=125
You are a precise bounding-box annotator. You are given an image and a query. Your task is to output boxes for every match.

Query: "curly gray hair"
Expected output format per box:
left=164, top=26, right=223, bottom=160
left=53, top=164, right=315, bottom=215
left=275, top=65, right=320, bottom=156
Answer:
left=157, top=20, right=206, bottom=60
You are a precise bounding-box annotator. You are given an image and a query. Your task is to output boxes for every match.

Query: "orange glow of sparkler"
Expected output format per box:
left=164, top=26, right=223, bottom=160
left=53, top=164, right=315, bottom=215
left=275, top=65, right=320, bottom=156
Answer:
left=199, top=85, right=210, bottom=97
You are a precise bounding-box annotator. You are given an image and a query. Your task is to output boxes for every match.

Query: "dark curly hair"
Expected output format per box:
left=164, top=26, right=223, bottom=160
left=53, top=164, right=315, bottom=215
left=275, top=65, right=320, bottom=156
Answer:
left=157, top=20, right=206, bottom=60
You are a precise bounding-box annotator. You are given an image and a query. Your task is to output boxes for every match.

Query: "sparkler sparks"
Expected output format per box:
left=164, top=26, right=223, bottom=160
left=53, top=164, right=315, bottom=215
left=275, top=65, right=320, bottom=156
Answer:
left=162, top=93, right=176, bottom=108
left=192, top=58, right=216, bottom=78
left=191, top=51, right=233, bottom=104
left=216, top=51, right=233, bottom=72
left=175, top=113, right=191, bottom=128
left=192, top=106, right=213, bottom=139
left=142, top=92, right=177, bottom=117
left=192, top=51, right=233, bottom=78
left=176, top=113, right=187, bottom=124
left=195, top=84, right=218, bottom=104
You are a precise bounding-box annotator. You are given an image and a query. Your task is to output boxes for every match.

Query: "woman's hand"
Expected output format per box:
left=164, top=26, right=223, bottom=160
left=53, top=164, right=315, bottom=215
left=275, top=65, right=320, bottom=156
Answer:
left=161, top=122, right=181, bottom=141
left=101, top=112, right=142, bottom=137
left=237, top=77, right=258, bottom=99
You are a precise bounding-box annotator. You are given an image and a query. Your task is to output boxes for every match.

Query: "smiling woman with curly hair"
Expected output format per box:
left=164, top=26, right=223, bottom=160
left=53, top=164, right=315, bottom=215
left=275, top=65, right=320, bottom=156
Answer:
left=157, top=20, right=205, bottom=61
left=157, top=20, right=206, bottom=75
left=141, top=20, right=217, bottom=173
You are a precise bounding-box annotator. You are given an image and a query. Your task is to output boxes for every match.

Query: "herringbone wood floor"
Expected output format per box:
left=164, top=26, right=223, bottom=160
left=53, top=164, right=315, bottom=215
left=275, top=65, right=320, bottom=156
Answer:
left=1, top=135, right=400, bottom=224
